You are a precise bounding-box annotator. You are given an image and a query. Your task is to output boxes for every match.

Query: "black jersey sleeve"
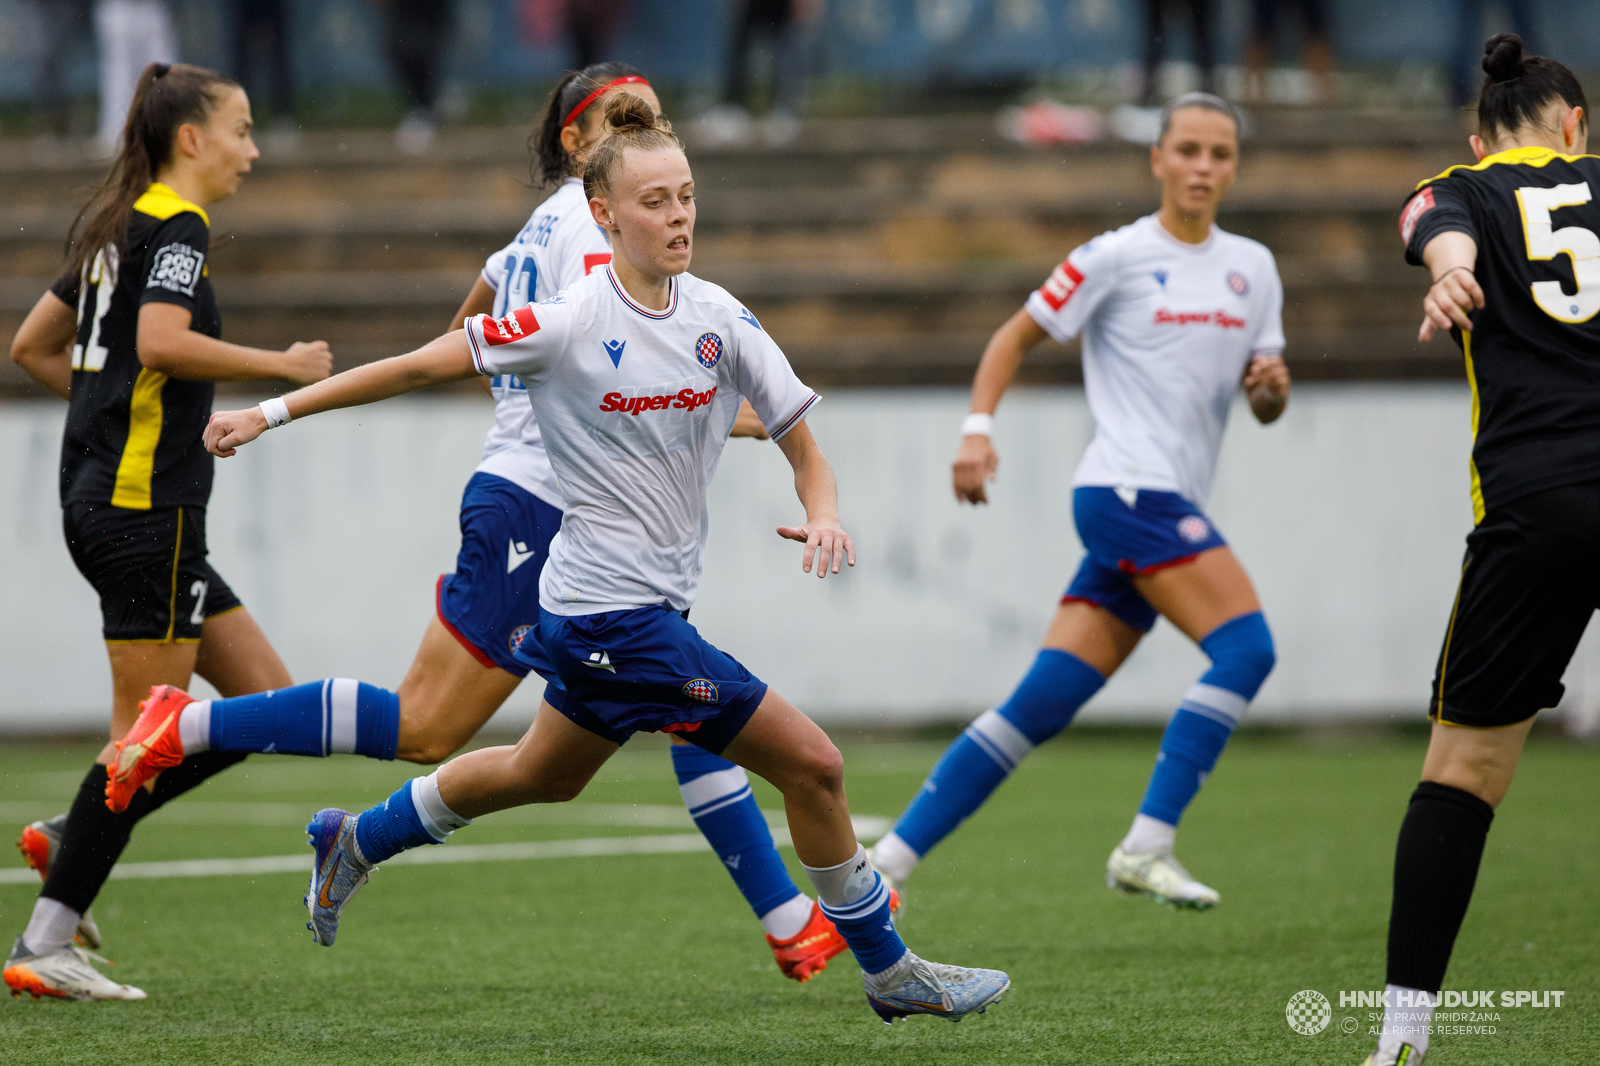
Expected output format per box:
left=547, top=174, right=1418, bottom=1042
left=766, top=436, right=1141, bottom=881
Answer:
left=140, top=211, right=211, bottom=312
left=1402, top=175, right=1477, bottom=266
left=50, top=262, right=81, bottom=307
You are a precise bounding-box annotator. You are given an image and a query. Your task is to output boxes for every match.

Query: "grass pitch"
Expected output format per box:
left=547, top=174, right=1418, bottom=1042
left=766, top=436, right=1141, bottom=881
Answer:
left=1, top=728, right=1594, bottom=1065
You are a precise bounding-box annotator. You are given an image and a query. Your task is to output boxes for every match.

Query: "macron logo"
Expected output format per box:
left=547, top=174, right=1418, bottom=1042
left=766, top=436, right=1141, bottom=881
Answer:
left=603, top=339, right=626, bottom=367
left=507, top=539, right=535, bottom=574
left=483, top=307, right=540, bottom=347
left=584, top=651, right=616, bottom=673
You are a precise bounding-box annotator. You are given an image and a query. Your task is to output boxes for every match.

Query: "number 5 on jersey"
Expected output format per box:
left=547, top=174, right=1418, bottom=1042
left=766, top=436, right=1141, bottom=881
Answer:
left=1517, top=182, right=1600, bottom=323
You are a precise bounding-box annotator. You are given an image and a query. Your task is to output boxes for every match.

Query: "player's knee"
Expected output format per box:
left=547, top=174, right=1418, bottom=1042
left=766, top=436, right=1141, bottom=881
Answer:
left=1199, top=610, right=1275, bottom=700
left=793, top=740, right=844, bottom=796
left=536, top=775, right=587, bottom=804
left=396, top=737, right=457, bottom=765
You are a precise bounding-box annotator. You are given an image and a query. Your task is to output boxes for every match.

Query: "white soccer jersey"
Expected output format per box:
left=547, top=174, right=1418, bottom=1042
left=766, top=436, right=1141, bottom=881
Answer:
left=474, top=178, right=616, bottom=507
left=1024, top=214, right=1285, bottom=506
left=466, top=266, right=818, bottom=615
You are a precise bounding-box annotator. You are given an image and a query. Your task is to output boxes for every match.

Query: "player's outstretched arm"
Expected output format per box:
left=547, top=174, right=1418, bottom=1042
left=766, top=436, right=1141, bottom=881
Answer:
left=204, top=330, right=479, bottom=457
left=954, top=308, right=1048, bottom=505
left=1243, top=354, right=1291, bottom=424
left=774, top=420, right=854, bottom=579
left=139, top=303, right=332, bottom=385
left=1418, top=231, right=1483, bottom=343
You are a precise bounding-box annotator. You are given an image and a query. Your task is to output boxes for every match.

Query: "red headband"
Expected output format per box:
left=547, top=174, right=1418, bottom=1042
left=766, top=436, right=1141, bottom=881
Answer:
left=562, top=76, right=652, bottom=129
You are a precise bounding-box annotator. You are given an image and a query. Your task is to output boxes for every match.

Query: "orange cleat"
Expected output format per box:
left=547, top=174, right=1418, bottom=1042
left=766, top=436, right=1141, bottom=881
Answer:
left=105, top=685, right=193, bottom=813
left=767, top=889, right=901, bottom=983
left=17, top=822, right=52, bottom=876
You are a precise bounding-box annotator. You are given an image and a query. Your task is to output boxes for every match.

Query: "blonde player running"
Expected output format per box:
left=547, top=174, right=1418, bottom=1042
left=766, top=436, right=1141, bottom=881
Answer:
left=871, top=93, right=1292, bottom=910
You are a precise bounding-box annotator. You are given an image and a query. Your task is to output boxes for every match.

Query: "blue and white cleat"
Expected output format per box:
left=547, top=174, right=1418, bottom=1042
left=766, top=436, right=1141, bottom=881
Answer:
left=864, top=951, right=1010, bottom=1025
left=304, top=809, right=373, bottom=947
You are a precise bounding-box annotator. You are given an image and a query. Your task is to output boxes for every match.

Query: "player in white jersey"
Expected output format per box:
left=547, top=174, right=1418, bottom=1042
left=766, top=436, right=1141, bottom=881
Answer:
left=871, top=93, right=1292, bottom=910
left=123, top=95, right=1010, bottom=1024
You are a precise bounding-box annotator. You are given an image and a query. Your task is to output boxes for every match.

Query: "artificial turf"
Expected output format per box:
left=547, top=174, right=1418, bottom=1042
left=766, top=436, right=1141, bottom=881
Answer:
left=0, top=729, right=1594, bottom=1065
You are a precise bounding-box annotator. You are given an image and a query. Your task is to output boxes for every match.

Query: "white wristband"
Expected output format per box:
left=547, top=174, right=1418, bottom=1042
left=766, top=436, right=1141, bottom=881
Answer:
left=960, top=413, right=995, bottom=438
left=259, top=398, right=292, bottom=429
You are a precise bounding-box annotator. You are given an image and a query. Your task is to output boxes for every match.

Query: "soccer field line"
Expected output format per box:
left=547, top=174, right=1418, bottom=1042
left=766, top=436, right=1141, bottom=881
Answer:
left=0, top=816, right=892, bottom=885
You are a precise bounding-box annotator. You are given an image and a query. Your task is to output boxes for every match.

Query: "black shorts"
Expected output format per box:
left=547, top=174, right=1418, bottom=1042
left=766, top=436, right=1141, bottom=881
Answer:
left=63, top=502, right=243, bottom=643
left=1431, top=480, right=1600, bottom=728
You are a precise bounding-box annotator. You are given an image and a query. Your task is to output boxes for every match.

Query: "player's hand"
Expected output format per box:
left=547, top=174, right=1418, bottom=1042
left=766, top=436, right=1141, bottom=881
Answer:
left=952, top=434, right=999, bottom=505
left=280, top=341, right=333, bottom=385
left=204, top=407, right=268, bottom=457
left=776, top=516, right=855, bottom=578
left=1243, top=355, right=1290, bottom=423
left=1419, top=266, right=1484, bottom=343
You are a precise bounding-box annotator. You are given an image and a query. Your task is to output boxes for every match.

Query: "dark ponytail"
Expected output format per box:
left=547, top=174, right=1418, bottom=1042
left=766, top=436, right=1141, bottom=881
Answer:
left=1477, top=34, right=1588, bottom=141
left=528, top=61, right=648, bottom=188
left=65, top=62, right=240, bottom=280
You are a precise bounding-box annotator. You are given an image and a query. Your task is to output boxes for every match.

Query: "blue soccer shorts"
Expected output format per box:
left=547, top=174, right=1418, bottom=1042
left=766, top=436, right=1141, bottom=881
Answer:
left=1062, top=486, right=1228, bottom=632
left=531, top=604, right=769, bottom=755
left=436, top=472, right=562, bottom=680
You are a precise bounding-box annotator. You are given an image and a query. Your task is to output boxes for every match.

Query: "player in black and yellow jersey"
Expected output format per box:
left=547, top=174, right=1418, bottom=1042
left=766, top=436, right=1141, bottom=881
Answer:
left=4, top=62, right=330, bottom=1001
left=1361, top=35, right=1595, bottom=1066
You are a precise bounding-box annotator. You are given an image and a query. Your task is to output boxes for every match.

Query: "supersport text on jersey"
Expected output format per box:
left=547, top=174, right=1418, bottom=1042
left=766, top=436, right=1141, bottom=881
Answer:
left=466, top=266, right=816, bottom=616
left=1024, top=214, right=1285, bottom=507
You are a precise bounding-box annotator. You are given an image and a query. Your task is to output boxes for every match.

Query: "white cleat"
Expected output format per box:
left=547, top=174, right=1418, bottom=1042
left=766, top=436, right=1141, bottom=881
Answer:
left=865, top=951, right=1010, bottom=1024
left=1361, top=1044, right=1425, bottom=1065
left=3, top=936, right=145, bottom=1001
left=1106, top=845, right=1220, bottom=910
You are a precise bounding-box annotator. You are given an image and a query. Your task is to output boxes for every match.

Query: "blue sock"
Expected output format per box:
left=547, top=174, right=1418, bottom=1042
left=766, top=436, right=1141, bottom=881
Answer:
left=208, top=679, right=400, bottom=759
left=671, top=745, right=802, bottom=920
left=1138, top=612, right=1275, bottom=826
left=817, top=871, right=905, bottom=974
left=892, top=650, right=1104, bottom=856
left=354, top=782, right=438, bottom=865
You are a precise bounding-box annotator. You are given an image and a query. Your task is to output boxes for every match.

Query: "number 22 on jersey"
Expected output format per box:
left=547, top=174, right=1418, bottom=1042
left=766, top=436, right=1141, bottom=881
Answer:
left=1516, top=182, right=1600, bottom=323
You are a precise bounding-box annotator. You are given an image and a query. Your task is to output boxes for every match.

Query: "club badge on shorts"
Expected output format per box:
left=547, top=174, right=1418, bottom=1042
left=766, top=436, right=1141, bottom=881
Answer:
left=682, top=678, right=719, bottom=705
left=695, top=332, right=723, bottom=369
left=1177, top=515, right=1211, bottom=544
left=508, top=624, right=534, bottom=656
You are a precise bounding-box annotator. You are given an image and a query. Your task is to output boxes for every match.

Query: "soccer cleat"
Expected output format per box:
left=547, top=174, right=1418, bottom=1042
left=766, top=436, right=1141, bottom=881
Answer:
left=1361, top=1044, right=1425, bottom=1065
left=16, top=815, right=103, bottom=949
left=304, top=809, right=373, bottom=947
left=767, top=889, right=901, bottom=983
left=864, top=952, right=1009, bottom=1024
left=105, top=685, right=193, bottom=813
left=4, top=936, right=144, bottom=1001
left=1106, top=845, right=1220, bottom=910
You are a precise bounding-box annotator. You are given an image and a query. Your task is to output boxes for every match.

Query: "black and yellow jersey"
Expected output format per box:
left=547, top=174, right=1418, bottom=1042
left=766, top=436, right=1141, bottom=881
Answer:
left=1401, top=146, right=1600, bottom=523
left=51, top=182, right=222, bottom=510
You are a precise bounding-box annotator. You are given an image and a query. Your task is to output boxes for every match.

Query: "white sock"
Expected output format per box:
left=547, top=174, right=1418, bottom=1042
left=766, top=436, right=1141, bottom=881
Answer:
left=1378, top=984, right=1436, bottom=1056
left=1120, top=813, right=1176, bottom=855
left=869, top=832, right=920, bottom=883
left=22, top=897, right=80, bottom=955
left=758, top=894, right=814, bottom=940
left=178, top=699, right=212, bottom=753
left=862, top=949, right=917, bottom=995
left=411, top=772, right=471, bottom=842
left=801, top=842, right=876, bottom=908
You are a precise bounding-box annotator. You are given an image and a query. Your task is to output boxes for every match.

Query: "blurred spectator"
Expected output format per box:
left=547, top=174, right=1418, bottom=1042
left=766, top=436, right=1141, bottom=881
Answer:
left=230, top=0, right=295, bottom=126
left=516, top=0, right=629, bottom=68
left=1244, top=0, right=1334, bottom=104
left=1141, top=0, right=1215, bottom=104
left=1453, top=1, right=1538, bottom=106
left=94, top=0, right=177, bottom=151
left=372, top=0, right=455, bottom=154
left=32, top=0, right=95, bottom=137
left=700, top=0, right=823, bottom=147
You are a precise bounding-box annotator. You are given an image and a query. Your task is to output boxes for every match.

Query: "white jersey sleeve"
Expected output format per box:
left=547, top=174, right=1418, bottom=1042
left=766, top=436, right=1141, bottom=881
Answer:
left=723, top=304, right=818, bottom=440
left=1023, top=234, right=1122, bottom=344
left=1248, top=256, right=1286, bottom=356
left=466, top=300, right=576, bottom=386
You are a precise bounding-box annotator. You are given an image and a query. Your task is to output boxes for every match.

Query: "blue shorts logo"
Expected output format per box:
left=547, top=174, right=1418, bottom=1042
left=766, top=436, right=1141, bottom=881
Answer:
left=1176, top=516, right=1211, bottom=544
left=695, top=332, right=724, bottom=369
left=682, top=678, right=719, bottom=705
left=1226, top=271, right=1249, bottom=296
left=508, top=624, right=534, bottom=656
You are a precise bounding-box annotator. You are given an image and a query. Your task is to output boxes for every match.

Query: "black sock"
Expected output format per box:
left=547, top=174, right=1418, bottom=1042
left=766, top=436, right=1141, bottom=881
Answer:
left=1386, top=780, right=1495, bottom=992
left=145, top=751, right=248, bottom=814
left=39, top=764, right=153, bottom=915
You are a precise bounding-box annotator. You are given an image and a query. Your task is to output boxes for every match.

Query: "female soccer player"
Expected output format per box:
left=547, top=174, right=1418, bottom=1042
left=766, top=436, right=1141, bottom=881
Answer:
left=118, top=96, right=1010, bottom=1024
left=1363, top=37, right=1595, bottom=1066
left=869, top=92, right=1290, bottom=911
left=3, top=62, right=331, bottom=1001
left=97, top=64, right=852, bottom=984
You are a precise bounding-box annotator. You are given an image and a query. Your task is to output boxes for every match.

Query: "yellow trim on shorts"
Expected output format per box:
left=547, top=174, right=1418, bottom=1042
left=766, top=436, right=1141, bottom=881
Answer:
left=164, top=506, right=184, bottom=641
left=1431, top=559, right=1469, bottom=721
left=103, top=638, right=203, bottom=646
